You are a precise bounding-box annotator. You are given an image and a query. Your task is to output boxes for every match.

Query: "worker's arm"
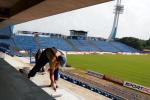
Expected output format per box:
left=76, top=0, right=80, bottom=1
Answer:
left=49, top=68, right=56, bottom=90
left=49, top=59, right=57, bottom=90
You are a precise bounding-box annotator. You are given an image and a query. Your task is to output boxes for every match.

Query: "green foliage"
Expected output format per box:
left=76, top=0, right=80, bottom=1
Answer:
left=67, top=54, right=150, bottom=87
left=146, top=39, right=150, bottom=49
left=119, top=37, right=150, bottom=50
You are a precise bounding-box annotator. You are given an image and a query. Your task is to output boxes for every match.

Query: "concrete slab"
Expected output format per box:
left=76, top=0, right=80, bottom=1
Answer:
left=0, top=58, right=54, bottom=100
left=30, top=71, right=110, bottom=100
left=31, top=73, right=84, bottom=100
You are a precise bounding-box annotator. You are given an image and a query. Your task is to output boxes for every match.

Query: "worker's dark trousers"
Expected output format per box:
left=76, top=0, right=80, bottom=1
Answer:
left=28, top=50, right=49, bottom=77
left=54, top=68, right=59, bottom=80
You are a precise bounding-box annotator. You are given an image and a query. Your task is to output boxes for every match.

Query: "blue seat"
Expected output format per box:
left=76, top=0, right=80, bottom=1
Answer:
left=68, top=39, right=99, bottom=51
left=111, top=42, right=139, bottom=52
left=91, top=40, right=120, bottom=52
left=14, top=35, right=36, bottom=50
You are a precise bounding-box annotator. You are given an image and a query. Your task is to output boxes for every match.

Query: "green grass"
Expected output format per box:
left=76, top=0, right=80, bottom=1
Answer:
left=67, top=54, right=150, bottom=87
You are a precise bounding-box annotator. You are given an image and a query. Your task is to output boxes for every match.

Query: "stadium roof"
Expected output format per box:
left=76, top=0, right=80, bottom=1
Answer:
left=0, top=0, right=112, bottom=28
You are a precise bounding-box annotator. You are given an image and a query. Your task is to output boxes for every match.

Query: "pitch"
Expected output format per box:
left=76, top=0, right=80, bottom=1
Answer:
left=67, top=54, right=150, bottom=87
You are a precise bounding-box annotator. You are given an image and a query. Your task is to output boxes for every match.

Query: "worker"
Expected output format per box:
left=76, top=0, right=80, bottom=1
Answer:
left=35, top=49, right=44, bottom=72
left=28, top=47, right=67, bottom=90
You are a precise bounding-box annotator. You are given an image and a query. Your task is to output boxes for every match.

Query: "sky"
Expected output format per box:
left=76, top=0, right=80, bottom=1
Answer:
left=14, top=0, right=150, bottom=40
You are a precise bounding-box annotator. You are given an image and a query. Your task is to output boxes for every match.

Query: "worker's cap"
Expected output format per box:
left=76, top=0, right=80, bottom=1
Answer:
left=57, top=55, right=66, bottom=67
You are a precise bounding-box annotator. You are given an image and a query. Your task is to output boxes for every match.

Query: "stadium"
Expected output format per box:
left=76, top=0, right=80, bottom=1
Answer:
left=0, top=0, right=150, bottom=100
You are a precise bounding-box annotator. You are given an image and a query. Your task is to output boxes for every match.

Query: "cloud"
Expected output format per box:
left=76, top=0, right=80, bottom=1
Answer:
left=14, top=0, right=150, bottom=40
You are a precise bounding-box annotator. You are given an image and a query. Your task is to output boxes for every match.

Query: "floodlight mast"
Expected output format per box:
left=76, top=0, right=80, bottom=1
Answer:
left=107, top=0, right=124, bottom=42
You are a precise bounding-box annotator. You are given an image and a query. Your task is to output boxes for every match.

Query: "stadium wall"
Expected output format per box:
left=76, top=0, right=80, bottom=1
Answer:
left=66, top=51, right=142, bottom=55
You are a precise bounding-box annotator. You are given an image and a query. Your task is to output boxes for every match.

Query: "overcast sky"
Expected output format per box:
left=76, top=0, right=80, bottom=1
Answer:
left=14, top=0, right=150, bottom=40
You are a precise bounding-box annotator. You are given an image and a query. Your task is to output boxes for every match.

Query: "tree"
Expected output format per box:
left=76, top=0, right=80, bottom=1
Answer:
left=145, top=39, right=150, bottom=49
left=119, top=37, right=143, bottom=50
left=146, top=39, right=150, bottom=46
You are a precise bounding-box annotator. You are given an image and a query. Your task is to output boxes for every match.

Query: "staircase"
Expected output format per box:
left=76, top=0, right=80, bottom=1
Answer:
left=87, top=40, right=103, bottom=51
left=64, top=39, right=80, bottom=51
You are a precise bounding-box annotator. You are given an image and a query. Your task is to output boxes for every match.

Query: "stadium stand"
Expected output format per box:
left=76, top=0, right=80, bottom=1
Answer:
left=0, top=38, right=14, bottom=46
left=68, top=39, right=99, bottom=51
left=13, top=35, right=73, bottom=51
left=91, top=40, right=120, bottom=52
left=14, top=35, right=37, bottom=51
left=0, top=38, right=17, bottom=55
left=12, top=34, right=139, bottom=53
left=111, top=41, right=139, bottom=52
left=38, top=36, right=73, bottom=51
